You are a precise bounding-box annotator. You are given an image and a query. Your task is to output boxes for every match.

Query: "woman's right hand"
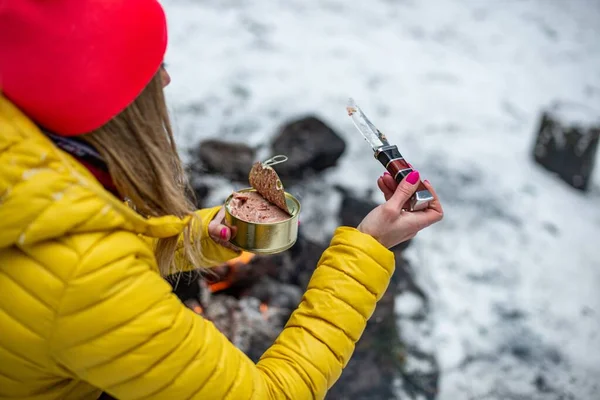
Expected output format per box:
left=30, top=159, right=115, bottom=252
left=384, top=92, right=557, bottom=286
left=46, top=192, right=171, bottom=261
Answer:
left=357, top=170, right=443, bottom=248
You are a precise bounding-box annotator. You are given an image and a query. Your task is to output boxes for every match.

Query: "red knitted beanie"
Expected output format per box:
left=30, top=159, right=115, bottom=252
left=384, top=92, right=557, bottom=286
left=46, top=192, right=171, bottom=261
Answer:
left=0, top=0, right=168, bottom=136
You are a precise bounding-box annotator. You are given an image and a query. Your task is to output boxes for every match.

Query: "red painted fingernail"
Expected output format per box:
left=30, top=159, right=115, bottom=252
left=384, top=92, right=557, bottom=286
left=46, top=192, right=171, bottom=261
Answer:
left=220, top=228, right=228, bottom=240
left=383, top=171, right=391, bottom=176
left=406, top=170, right=420, bottom=184
left=424, top=179, right=430, bottom=184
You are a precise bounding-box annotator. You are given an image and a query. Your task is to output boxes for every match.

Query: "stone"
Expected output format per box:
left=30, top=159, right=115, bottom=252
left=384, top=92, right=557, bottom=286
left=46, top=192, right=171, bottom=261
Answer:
left=189, top=181, right=211, bottom=208
left=283, top=232, right=328, bottom=289
left=532, top=102, right=600, bottom=191
left=270, top=116, right=346, bottom=180
left=191, top=139, right=257, bottom=182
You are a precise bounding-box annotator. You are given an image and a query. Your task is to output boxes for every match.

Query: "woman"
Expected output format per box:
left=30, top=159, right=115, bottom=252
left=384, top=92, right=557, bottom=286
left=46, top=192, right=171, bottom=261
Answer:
left=0, top=1, right=443, bottom=399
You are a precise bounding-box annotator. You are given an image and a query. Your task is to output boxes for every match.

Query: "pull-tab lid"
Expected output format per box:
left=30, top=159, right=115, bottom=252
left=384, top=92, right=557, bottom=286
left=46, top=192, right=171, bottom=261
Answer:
left=263, top=154, right=288, bottom=166
left=248, top=155, right=291, bottom=215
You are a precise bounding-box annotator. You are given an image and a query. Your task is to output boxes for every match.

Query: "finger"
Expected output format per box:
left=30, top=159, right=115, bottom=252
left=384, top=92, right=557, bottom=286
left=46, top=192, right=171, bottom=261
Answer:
left=377, top=177, right=395, bottom=201
left=388, top=170, right=420, bottom=210
left=399, top=208, right=441, bottom=233
left=208, top=207, right=232, bottom=242
left=382, top=173, right=398, bottom=193
left=422, top=179, right=443, bottom=215
left=209, top=223, right=231, bottom=242
left=213, top=206, right=227, bottom=222
left=207, top=225, right=241, bottom=251
left=415, top=208, right=444, bottom=228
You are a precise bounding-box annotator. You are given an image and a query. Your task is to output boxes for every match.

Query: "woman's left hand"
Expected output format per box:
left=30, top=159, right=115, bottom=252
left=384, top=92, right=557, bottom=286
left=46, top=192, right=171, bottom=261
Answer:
left=208, top=207, right=239, bottom=250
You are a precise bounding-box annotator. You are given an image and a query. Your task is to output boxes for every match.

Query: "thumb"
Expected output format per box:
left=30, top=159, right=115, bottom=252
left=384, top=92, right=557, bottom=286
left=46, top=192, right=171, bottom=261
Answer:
left=209, top=220, right=238, bottom=242
left=210, top=223, right=232, bottom=241
left=388, top=170, right=420, bottom=209
left=208, top=207, right=234, bottom=241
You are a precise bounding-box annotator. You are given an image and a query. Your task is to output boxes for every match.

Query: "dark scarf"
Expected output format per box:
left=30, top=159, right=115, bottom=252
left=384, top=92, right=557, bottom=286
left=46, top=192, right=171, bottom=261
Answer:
left=46, top=133, right=120, bottom=197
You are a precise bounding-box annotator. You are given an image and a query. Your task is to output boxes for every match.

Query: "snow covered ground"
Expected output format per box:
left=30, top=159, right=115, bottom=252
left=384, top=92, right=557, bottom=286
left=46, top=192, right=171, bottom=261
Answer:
left=162, top=0, right=600, bottom=398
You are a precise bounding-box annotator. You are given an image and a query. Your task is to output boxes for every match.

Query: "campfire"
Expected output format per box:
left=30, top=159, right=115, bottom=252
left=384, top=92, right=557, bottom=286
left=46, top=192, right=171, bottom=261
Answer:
left=171, top=231, right=437, bottom=399
left=173, top=249, right=303, bottom=362
left=184, top=252, right=281, bottom=326
left=174, top=115, right=440, bottom=399
left=206, top=251, right=257, bottom=293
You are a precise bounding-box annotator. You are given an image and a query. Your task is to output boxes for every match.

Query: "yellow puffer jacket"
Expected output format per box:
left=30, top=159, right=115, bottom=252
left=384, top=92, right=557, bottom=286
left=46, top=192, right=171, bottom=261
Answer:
left=0, top=95, right=395, bottom=400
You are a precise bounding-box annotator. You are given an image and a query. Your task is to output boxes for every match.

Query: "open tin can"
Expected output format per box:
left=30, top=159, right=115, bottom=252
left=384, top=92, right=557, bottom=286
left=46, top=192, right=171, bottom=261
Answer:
left=224, top=188, right=301, bottom=254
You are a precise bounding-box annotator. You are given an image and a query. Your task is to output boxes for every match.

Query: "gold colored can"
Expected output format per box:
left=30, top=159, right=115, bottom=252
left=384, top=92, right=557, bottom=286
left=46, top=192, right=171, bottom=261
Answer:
left=224, top=188, right=301, bottom=254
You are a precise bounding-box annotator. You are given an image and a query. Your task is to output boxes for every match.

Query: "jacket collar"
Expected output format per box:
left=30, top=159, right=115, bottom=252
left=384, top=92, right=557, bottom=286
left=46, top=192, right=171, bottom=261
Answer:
left=45, top=132, right=120, bottom=197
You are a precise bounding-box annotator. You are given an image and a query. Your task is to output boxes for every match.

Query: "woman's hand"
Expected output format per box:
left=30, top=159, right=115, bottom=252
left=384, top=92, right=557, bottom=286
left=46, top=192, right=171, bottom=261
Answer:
left=358, top=170, right=443, bottom=248
left=208, top=207, right=239, bottom=251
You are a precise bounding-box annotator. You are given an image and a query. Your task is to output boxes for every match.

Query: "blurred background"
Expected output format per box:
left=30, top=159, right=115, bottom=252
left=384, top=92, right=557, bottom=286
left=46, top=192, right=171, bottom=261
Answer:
left=162, top=0, right=600, bottom=398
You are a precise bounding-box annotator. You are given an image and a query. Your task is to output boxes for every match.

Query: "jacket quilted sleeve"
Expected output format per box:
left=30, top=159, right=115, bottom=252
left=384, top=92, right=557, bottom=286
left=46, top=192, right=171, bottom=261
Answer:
left=50, top=226, right=394, bottom=400
left=169, top=206, right=241, bottom=273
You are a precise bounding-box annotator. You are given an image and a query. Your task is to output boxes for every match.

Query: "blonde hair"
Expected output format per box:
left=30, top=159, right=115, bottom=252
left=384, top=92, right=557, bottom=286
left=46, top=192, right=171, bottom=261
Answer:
left=81, top=72, right=204, bottom=276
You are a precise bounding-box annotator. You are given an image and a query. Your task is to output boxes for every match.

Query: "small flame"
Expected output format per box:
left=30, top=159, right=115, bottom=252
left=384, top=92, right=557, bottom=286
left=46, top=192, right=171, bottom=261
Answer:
left=259, top=303, right=269, bottom=321
left=208, top=251, right=257, bottom=293
left=185, top=299, right=204, bottom=315
left=193, top=305, right=203, bottom=315
left=227, top=251, right=256, bottom=267
left=208, top=278, right=235, bottom=293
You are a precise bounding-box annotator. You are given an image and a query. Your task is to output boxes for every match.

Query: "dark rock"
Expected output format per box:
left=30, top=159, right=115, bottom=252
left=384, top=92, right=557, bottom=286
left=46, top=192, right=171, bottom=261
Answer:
left=399, top=347, right=440, bottom=400
left=271, top=116, right=346, bottom=180
left=494, top=303, right=526, bottom=321
left=336, top=186, right=376, bottom=228
left=534, top=375, right=553, bottom=393
left=252, top=232, right=329, bottom=291
left=191, top=139, right=256, bottom=182
left=510, top=345, right=531, bottom=361
left=391, top=252, right=429, bottom=305
left=247, top=276, right=303, bottom=309
left=189, top=180, right=211, bottom=209
left=532, top=102, right=600, bottom=191
left=168, top=271, right=204, bottom=300
left=286, top=232, right=329, bottom=289
left=541, top=222, right=559, bottom=236
left=581, top=306, right=594, bottom=317
left=335, top=185, right=412, bottom=252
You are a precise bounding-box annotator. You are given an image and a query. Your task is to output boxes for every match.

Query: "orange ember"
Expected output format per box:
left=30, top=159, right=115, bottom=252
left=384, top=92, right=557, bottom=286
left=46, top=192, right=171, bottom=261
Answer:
left=259, top=303, right=269, bottom=320
left=227, top=251, right=256, bottom=267
left=184, top=299, right=204, bottom=315
left=208, top=251, right=257, bottom=293
left=208, top=276, right=235, bottom=293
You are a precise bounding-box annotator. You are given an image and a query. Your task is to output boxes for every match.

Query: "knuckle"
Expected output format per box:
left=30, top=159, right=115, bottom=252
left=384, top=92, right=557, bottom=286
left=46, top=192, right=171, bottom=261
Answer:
left=382, top=203, right=398, bottom=217
left=416, top=221, right=427, bottom=232
left=397, top=184, right=414, bottom=197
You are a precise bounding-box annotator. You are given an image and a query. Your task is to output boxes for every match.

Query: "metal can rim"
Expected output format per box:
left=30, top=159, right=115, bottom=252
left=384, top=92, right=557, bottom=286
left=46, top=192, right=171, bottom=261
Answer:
left=224, top=187, right=301, bottom=226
